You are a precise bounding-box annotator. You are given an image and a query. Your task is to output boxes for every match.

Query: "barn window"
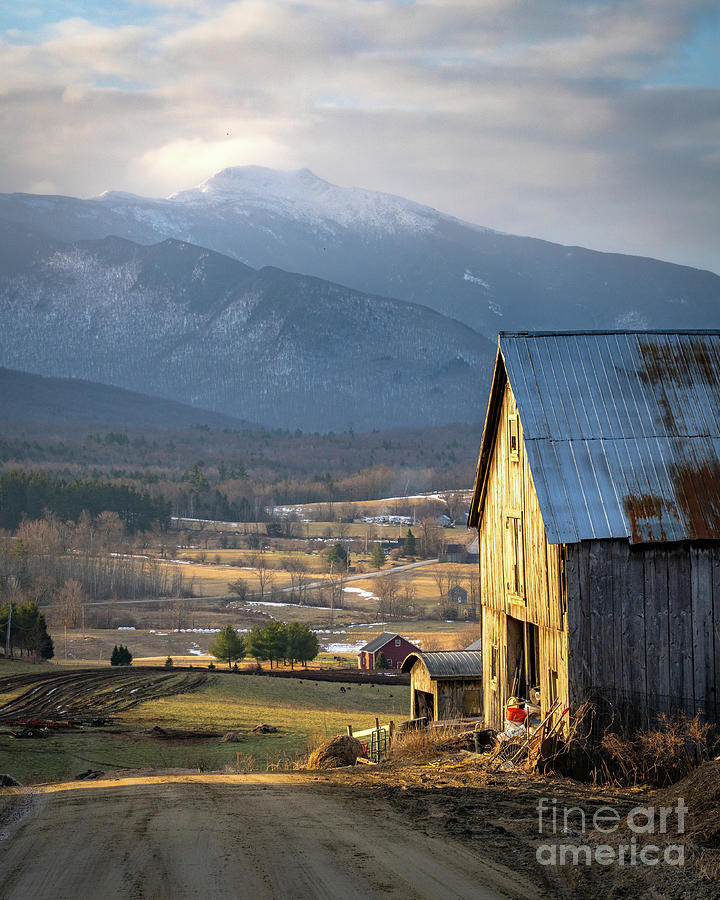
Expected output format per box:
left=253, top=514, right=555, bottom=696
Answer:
left=548, top=668, right=558, bottom=705
left=505, top=511, right=524, bottom=599
left=395, top=638, right=401, bottom=647
left=508, top=414, right=520, bottom=462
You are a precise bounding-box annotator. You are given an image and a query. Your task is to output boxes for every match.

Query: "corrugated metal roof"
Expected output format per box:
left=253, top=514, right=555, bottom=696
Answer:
left=358, top=633, right=415, bottom=653
left=401, top=651, right=483, bottom=677
left=474, top=331, right=720, bottom=544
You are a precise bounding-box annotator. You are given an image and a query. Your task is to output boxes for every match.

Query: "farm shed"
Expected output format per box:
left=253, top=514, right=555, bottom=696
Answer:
left=439, top=543, right=465, bottom=563
left=400, top=651, right=483, bottom=721
left=357, top=633, right=420, bottom=670
left=468, top=330, right=720, bottom=734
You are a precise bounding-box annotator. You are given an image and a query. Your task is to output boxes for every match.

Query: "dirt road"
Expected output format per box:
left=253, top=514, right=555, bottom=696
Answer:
left=0, top=774, right=535, bottom=900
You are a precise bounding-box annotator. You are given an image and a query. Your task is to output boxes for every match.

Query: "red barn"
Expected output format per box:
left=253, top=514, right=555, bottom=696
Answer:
left=357, top=633, right=420, bottom=670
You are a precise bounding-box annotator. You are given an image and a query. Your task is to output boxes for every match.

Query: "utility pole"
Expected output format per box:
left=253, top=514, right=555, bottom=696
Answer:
left=4, top=600, right=11, bottom=658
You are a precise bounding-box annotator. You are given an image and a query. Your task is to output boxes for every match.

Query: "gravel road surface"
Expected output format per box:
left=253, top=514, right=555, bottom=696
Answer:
left=0, top=774, right=536, bottom=899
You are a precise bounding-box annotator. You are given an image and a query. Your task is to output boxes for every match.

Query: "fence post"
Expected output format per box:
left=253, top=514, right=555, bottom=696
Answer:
left=346, top=725, right=353, bottom=737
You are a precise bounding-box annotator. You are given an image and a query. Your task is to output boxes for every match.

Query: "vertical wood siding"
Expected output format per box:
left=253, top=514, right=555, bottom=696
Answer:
left=478, top=382, right=567, bottom=729
left=567, top=540, right=720, bottom=725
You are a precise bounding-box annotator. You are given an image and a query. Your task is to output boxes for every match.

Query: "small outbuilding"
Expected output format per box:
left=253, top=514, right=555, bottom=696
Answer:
left=357, top=633, right=420, bottom=670
left=401, top=651, right=483, bottom=721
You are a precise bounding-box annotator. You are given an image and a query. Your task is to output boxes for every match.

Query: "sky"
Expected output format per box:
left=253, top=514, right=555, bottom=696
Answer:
left=1, top=0, right=719, bottom=274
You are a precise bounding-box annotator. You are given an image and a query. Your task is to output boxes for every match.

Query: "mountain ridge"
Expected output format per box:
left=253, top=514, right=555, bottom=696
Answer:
left=0, top=225, right=495, bottom=431
left=0, top=367, right=251, bottom=428
left=1, top=166, right=718, bottom=339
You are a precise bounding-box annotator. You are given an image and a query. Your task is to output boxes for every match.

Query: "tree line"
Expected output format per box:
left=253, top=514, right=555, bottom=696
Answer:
left=210, top=622, right=320, bottom=670
left=0, top=600, right=54, bottom=659
left=0, top=471, right=170, bottom=532
left=0, top=511, right=193, bottom=631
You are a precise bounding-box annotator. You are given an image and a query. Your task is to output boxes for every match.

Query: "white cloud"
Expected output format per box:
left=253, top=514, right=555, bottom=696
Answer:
left=135, top=134, right=296, bottom=193
left=0, top=0, right=718, bottom=271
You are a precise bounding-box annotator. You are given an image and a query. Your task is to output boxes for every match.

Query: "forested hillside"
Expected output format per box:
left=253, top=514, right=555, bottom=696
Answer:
left=0, top=419, right=481, bottom=520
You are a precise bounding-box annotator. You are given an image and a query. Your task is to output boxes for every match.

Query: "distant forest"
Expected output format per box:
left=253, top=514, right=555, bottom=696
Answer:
left=0, top=421, right=482, bottom=521
left=0, top=471, right=170, bottom=531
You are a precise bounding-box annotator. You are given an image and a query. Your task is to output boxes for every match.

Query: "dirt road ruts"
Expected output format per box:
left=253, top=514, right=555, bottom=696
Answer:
left=0, top=774, right=539, bottom=899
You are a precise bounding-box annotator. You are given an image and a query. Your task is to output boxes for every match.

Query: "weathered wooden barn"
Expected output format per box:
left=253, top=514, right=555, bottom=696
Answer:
left=468, top=331, right=720, bottom=733
left=401, top=651, right=483, bottom=721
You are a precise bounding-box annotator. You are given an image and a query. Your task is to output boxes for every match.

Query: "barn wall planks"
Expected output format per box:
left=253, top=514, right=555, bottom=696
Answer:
left=567, top=539, right=720, bottom=725
left=476, top=381, right=720, bottom=732
left=478, top=382, right=566, bottom=729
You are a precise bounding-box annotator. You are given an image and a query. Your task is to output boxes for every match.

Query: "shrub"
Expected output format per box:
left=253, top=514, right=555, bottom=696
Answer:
left=600, top=712, right=718, bottom=787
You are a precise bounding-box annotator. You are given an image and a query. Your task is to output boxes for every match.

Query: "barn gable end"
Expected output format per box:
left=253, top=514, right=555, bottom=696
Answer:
left=469, top=331, right=720, bottom=733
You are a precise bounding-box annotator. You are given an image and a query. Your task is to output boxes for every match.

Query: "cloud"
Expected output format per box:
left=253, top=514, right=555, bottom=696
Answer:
left=0, top=0, right=718, bottom=271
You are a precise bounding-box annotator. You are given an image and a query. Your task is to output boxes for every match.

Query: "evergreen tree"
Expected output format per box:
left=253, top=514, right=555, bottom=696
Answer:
left=285, top=622, right=319, bottom=669
left=246, top=624, right=270, bottom=667
left=375, top=651, right=390, bottom=670
left=370, top=544, right=386, bottom=569
left=264, top=621, right=288, bottom=667
left=209, top=625, right=246, bottom=669
left=403, top=528, right=417, bottom=557
left=111, top=644, right=132, bottom=666
left=326, top=542, right=348, bottom=572
left=0, top=601, right=53, bottom=659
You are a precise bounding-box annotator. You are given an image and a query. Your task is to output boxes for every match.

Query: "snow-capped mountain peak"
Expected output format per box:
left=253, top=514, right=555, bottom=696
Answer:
left=168, top=165, right=440, bottom=235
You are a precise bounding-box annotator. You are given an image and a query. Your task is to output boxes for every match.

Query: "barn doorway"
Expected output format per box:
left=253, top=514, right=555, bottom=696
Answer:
left=506, top=615, right=539, bottom=699
left=414, top=690, right=434, bottom=721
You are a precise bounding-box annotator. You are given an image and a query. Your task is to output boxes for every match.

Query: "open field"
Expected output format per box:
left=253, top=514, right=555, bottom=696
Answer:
left=175, top=520, right=412, bottom=539
left=48, top=613, right=480, bottom=668
left=0, top=661, right=408, bottom=784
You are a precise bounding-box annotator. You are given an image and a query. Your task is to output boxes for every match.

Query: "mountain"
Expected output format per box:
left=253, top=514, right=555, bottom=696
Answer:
left=0, top=224, right=495, bottom=431
left=0, top=368, right=250, bottom=428
left=0, top=167, right=718, bottom=336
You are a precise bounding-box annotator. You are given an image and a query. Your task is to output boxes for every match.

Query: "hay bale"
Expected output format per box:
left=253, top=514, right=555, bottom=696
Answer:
left=220, top=731, right=243, bottom=743
left=307, top=735, right=365, bottom=769
left=658, top=759, right=720, bottom=847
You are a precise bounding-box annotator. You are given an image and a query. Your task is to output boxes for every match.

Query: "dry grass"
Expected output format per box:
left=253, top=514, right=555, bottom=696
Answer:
left=389, top=721, right=473, bottom=762
left=599, top=712, right=719, bottom=787
left=559, top=703, right=720, bottom=787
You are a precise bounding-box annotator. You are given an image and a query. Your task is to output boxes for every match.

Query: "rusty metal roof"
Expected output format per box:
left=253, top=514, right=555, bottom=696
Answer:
left=401, top=651, right=483, bottom=677
left=470, top=331, right=720, bottom=544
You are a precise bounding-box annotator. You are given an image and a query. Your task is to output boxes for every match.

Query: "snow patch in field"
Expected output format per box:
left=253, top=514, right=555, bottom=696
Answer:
left=117, top=626, right=136, bottom=630
left=342, top=587, right=377, bottom=600
left=325, top=641, right=366, bottom=653
left=246, top=600, right=329, bottom=610
left=176, top=627, right=221, bottom=633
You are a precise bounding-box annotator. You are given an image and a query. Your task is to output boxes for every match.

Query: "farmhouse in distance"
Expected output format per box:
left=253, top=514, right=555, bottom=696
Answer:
left=468, top=330, right=720, bottom=735
left=357, top=633, right=420, bottom=670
